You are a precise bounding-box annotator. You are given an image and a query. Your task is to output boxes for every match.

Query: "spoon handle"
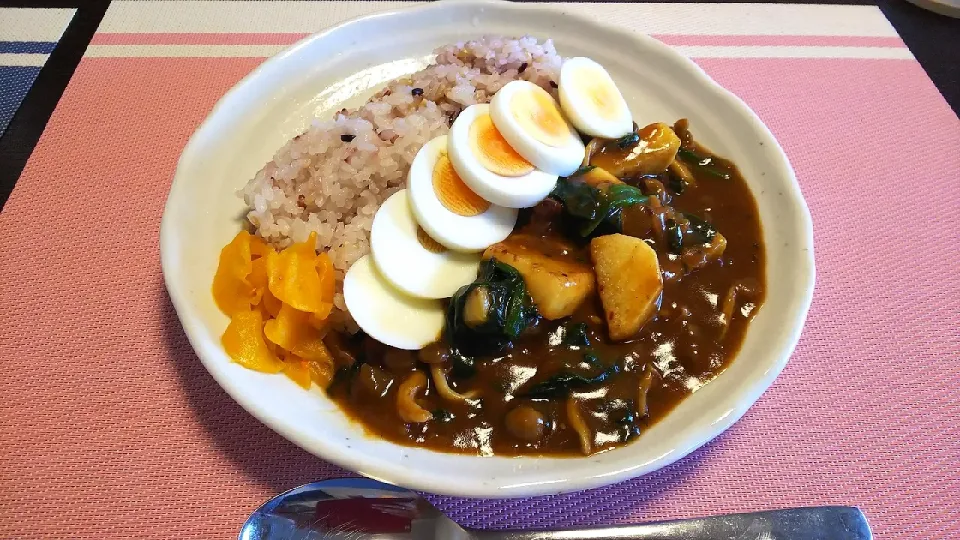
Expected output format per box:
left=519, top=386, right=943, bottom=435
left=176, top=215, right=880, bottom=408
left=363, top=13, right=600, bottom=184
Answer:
left=471, top=506, right=871, bottom=540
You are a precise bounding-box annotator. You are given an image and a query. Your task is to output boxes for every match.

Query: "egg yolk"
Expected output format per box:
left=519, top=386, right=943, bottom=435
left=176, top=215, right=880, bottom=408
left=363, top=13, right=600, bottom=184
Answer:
left=416, top=226, right=447, bottom=254
left=467, top=114, right=535, bottom=177
left=586, top=78, right=620, bottom=120
left=432, top=153, right=491, bottom=216
left=511, top=88, right=570, bottom=148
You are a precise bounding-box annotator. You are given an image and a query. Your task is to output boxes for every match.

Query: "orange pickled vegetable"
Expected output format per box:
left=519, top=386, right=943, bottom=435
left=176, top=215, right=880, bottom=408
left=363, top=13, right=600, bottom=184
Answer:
left=315, top=251, right=336, bottom=319
left=215, top=229, right=338, bottom=390
left=260, top=286, right=283, bottom=319
left=212, top=231, right=258, bottom=316
left=282, top=355, right=313, bottom=389
left=308, top=312, right=329, bottom=331
left=248, top=257, right=268, bottom=306
left=221, top=308, right=282, bottom=373
left=249, top=234, right=271, bottom=258
left=263, top=303, right=332, bottom=362
left=308, top=357, right=336, bottom=388
left=266, top=233, right=335, bottom=316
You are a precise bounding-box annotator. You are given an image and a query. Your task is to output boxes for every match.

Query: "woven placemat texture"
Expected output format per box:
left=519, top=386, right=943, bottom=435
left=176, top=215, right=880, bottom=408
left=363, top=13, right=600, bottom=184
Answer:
left=0, top=8, right=74, bottom=136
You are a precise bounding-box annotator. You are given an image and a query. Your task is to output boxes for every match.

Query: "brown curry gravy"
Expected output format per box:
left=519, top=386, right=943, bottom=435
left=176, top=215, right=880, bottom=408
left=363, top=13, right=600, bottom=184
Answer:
left=327, top=122, right=766, bottom=456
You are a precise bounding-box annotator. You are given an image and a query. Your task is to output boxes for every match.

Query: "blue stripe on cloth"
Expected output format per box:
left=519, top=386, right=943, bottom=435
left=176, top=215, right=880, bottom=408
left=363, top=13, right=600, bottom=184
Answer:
left=0, top=41, right=57, bottom=54
left=0, top=66, right=42, bottom=135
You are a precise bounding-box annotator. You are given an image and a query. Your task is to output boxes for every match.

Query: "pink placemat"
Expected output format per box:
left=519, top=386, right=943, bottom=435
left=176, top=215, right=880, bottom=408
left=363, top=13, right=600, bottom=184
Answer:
left=1, top=1, right=958, bottom=538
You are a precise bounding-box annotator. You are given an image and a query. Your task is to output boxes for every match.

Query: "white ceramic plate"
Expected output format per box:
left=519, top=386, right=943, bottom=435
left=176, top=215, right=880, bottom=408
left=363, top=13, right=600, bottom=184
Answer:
left=160, top=0, right=815, bottom=497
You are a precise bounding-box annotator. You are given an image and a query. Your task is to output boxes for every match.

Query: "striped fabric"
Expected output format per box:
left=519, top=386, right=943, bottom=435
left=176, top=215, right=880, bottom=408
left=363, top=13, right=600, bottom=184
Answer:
left=0, top=2, right=958, bottom=539
left=0, top=8, right=74, bottom=135
left=87, top=1, right=913, bottom=59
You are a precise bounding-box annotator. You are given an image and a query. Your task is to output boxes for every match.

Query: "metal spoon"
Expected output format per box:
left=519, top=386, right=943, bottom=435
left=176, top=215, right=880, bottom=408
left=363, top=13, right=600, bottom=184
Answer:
left=239, top=478, right=872, bottom=540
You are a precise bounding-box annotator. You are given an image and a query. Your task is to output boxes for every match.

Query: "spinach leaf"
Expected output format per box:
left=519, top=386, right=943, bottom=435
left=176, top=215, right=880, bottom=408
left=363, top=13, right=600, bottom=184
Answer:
left=561, top=322, right=591, bottom=348
left=585, top=183, right=649, bottom=236
left=450, top=350, right=477, bottom=379
left=522, top=359, right=621, bottom=399
left=667, top=213, right=717, bottom=253
left=432, top=409, right=454, bottom=422
left=581, top=352, right=601, bottom=367
left=676, top=148, right=732, bottom=180
left=684, top=213, right=717, bottom=244
left=700, top=168, right=730, bottom=180
left=550, top=176, right=600, bottom=223
left=615, top=132, right=640, bottom=148
left=569, top=165, right=596, bottom=177
left=677, top=148, right=705, bottom=164
left=446, top=259, right=538, bottom=356
left=666, top=172, right=686, bottom=194
left=616, top=407, right=642, bottom=442
left=666, top=218, right=684, bottom=254
left=550, top=177, right=649, bottom=237
left=331, top=358, right=362, bottom=387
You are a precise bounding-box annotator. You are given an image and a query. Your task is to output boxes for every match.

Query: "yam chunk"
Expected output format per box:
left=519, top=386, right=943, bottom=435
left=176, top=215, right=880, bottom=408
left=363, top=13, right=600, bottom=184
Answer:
left=589, top=123, right=681, bottom=177
left=484, top=235, right=595, bottom=320
left=590, top=234, right=663, bottom=340
left=579, top=166, right=624, bottom=188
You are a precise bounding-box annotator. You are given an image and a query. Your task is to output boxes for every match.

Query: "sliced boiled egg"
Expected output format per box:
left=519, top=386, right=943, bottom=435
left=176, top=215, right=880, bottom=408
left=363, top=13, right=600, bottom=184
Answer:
left=447, top=105, right=559, bottom=208
left=559, top=57, right=632, bottom=139
left=343, top=255, right=444, bottom=350
left=370, top=189, right=482, bottom=299
left=488, top=81, right=585, bottom=177
left=408, top=135, right=519, bottom=249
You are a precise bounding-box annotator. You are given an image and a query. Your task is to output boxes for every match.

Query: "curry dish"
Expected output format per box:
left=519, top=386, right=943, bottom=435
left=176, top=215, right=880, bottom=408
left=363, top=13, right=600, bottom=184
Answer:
left=212, top=45, right=767, bottom=457
left=325, top=120, right=765, bottom=456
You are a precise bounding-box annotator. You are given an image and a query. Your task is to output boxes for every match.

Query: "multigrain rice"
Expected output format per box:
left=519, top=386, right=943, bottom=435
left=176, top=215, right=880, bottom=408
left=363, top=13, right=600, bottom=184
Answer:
left=241, top=36, right=562, bottom=330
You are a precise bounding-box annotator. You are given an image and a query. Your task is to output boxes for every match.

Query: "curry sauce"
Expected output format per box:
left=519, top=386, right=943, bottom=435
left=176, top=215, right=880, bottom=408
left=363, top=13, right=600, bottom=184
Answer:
left=327, top=120, right=765, bottom=456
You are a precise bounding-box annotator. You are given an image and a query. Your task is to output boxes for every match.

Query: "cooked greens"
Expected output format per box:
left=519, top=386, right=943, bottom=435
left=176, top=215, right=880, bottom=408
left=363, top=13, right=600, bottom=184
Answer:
left=685, top=213, right=718, bottom=244
left=431, top=408, right=454, bottom=422
left=666, top=213, right=718, bottom=254
left=561, top=321, right=591, bottom=348
left=550, top=176, right=649, bottom=237
left=522, top=358, right=622, bottom=399
left=614, top=403, right=643, bottom=442
left=677, top=148, right=732, bottom=180
left=615, top=132, right=640, bottom=148
left=321, top=113, right=765, bottom=458
left=446, top=259, right=538, bottom=356
left=449, top=350, right=477, bottom=379
left=569, top=165, right=596, bottom=177
left=666, top=218, right=684, bottom=254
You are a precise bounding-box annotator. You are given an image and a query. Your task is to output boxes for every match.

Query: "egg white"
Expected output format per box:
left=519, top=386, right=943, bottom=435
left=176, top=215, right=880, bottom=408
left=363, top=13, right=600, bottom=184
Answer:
left=489, top=81, right=585, bottom=177
left=343, top=254, right=445, bottom=350
left=408, top=135, right=518, bottom=250
left=559, top=57, right=633, bottom=139
left=447, top=105, right=558, bottom=209
left=370, top=189, right=482, bottom=299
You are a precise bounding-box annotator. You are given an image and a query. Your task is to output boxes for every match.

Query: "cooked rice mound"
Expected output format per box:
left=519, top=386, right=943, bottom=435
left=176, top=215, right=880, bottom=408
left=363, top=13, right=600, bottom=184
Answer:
left=241, top=36, right=562, bottom=330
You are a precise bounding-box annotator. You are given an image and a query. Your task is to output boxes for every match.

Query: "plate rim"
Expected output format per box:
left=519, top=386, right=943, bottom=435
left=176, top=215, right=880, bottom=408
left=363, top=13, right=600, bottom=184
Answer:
left=160, top=0, right=815, bottom=497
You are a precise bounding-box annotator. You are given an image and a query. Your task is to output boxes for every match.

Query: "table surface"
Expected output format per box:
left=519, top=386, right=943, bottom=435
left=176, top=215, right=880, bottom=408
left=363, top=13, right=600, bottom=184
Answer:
left=0, top=1, right=958, bottom=539
left=0, top=0, right=958, bottom=203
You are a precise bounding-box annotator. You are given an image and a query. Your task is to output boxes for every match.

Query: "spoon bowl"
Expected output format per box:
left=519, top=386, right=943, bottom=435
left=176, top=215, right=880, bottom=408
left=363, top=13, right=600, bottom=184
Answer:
left=239, top=478, right=872, bottom=540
